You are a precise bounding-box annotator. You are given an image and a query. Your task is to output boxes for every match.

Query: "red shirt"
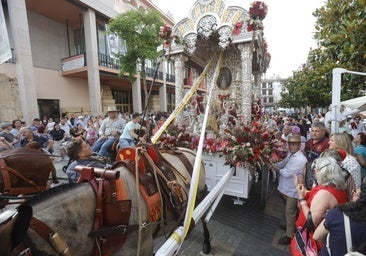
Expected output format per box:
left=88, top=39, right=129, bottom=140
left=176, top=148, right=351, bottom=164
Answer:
left=296, top=185, right=347, bottom=228
left=305, top=137, right=329, bottom=161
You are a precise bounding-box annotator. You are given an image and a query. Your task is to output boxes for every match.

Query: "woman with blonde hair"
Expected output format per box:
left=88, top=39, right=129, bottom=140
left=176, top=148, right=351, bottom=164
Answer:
left=329, top=133, right=362, bottom=190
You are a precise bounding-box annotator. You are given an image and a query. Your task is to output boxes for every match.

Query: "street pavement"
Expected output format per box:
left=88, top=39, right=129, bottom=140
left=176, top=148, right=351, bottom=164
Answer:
left=52, top=159, right=289, bottom=256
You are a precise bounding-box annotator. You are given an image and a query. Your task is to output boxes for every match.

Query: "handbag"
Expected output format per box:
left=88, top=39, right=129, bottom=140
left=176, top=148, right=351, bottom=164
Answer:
left=291, top=211, right=319, bottom=256
left=326, top=213, right=352, bottom=256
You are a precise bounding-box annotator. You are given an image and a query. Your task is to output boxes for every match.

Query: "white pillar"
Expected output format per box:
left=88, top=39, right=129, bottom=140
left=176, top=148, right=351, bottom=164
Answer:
left=331, top=68, right=343, bottom=133
left=159, top=59, right=168, bottom=111
left=238, top=43, right=253, bottom=124
left=7, top=0, right=38, bottom=124
left=132, top=73, right=142, bottom=113
left=83, top=8, right=102, bottom=116
left=173, top=54, right=187, bottom=123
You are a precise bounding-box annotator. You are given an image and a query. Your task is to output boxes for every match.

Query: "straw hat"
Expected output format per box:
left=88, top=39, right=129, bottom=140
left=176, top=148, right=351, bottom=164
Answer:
left=107, top=106, right=118, bottom=112
left=287, top=135, right=301, bottom=143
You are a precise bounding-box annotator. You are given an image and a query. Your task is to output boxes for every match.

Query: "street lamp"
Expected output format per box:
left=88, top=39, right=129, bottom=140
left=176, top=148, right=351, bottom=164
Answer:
left=331, top=68, right=366, bottom=133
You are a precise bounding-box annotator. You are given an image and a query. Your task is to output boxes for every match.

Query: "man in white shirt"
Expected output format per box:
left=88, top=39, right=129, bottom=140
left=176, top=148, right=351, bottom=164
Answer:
left=59, top=117, right=71, bottom=138
left=272, top=135, right=307, bottom=245
left=350, top=115, right=365, bottom=139
left=91, top=106, right=125, bottom=157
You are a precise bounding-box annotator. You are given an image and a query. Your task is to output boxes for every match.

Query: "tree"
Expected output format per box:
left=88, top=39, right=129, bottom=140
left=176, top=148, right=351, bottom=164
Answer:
left=280, top=0, right=366, bottom=109
left=108, top=9, right=164, bottom=108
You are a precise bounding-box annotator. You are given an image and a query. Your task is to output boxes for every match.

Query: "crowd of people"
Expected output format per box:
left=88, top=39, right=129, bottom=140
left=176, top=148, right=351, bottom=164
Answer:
left=1, top=108, right=366, bottom=255
left=0, top=107, right=168, bottom=160
left=265, top=112, right=366, bottom=255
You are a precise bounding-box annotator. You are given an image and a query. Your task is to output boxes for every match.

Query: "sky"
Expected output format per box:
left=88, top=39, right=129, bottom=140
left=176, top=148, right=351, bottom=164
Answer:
left=151, top=0, right=325, bottom=78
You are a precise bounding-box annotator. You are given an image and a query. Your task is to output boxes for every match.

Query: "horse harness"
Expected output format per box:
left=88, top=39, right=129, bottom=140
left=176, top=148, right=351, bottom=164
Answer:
left=14, top=146, right=197, bottom=256
left=0, top=158, right=47, bottom=195
left=15, top=167, right=134, bottom=256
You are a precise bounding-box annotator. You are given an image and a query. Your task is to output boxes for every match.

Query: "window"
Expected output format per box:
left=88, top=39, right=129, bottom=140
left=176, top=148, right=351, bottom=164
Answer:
left=98, top=24, right=108, bottom=55
left=269, top=97, right=273, bottom=103
left=73, top=29, right=85, bottom=54
left=111, top=89, right=132, bottom=113
left=167, top=93, right=175, bottom=112
left=262, top=89, right=266, bottom=95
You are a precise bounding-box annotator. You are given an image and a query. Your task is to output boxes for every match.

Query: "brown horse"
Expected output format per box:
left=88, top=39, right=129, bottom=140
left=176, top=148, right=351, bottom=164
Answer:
left=0, top=147, right=209, bottom=256
left=0, top=147, right=59, bottom=199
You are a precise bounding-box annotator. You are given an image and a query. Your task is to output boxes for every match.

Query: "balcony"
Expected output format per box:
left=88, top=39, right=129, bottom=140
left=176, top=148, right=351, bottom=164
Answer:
left=99, top=53, right=120, bottom=70
left=166, top=73, right=175, bottom=83
left=183, top=72, right=207, bottom=92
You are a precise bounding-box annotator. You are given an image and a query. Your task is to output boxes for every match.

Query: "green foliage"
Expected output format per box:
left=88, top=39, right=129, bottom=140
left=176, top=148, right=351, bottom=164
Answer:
left=108, top=9, right=164, bottom=82
left=280, top=0, right=366, bottom=109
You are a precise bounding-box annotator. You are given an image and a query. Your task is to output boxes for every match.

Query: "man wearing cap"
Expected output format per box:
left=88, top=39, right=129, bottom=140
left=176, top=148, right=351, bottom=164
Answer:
left=271, top=135, right=307, bottom=245
left=91, top=106, right=125, bottom=157
left=118, top=112, right=146, bottom=149
left=0, top=121, right=17, bottom=146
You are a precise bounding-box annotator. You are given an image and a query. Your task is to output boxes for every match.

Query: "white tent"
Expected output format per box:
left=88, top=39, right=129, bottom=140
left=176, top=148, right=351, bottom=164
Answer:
left=341, top=96, right=366, bottom=111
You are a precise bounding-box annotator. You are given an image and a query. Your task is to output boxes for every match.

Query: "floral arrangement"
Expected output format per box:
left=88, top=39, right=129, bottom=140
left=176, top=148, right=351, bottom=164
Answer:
left=246, top=1, right=267, bottom=32
left=158, top=120, right=287, bottom=172
left=157, top=98, right=287, bottom=173
left=249, top=1, right=268, bottom=21
left=159, top=25, right=180, bottom=47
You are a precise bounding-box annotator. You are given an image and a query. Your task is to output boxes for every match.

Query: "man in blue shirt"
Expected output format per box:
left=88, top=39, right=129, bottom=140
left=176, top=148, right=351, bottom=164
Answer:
left=19, top=126, right=53, bottom=152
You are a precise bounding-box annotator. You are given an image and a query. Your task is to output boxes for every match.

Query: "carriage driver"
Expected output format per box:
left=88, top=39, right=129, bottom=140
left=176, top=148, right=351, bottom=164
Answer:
left=65, top=139, right=106, bottom=183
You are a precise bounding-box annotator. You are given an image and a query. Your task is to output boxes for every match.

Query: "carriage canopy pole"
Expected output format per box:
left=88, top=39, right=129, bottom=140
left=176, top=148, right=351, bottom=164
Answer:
left=182, top=51, right=223, bottom=240
left=155, top=168, right=234, bottom=256
left=150, top=53, right=217, bottom=144
left=156, top=52, right=224, bottom=256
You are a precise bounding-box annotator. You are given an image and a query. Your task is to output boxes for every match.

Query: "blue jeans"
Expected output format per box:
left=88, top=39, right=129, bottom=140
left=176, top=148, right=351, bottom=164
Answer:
left=118, top=138, right=136, bottom=149
left=91, top=137, right=116, bottom=157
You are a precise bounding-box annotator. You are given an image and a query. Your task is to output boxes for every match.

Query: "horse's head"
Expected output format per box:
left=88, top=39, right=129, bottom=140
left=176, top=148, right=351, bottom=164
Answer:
left=0, top=204, right=32, bottom=256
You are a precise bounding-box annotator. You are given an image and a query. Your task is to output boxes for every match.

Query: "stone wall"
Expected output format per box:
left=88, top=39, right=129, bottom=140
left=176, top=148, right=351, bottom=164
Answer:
left=0, top=74, right=22, bottom=122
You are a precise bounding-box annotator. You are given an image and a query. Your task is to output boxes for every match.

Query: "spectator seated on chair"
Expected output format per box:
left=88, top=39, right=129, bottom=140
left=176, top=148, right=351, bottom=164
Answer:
left=91, top=106, right=125, bottom=157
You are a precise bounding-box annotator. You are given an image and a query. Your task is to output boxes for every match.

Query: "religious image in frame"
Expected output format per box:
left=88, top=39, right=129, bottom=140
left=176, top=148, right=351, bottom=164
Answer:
left=216, top=67, right=232, bottom=90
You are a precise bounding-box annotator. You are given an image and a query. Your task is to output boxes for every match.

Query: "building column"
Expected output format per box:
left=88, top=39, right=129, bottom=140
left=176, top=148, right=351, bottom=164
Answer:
left=238, top=43, right=253, bottom=124
left=172, top=54, right=187, bottom=123
left=132, top=73, right=142, bottom=113
left=83, top=8, right=102, bottom=116
left=159, top=59, right=168, bottom=111
left=7, top=0, right=38, bottom=124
